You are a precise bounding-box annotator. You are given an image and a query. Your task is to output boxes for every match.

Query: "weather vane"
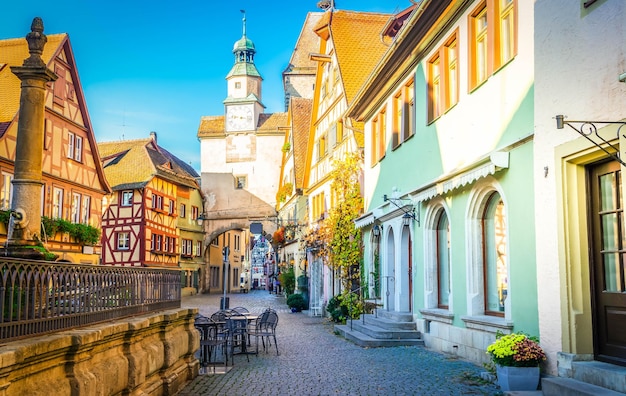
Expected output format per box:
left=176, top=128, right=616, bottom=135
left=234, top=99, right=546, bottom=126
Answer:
left=240, top=9, right=246, bottom=36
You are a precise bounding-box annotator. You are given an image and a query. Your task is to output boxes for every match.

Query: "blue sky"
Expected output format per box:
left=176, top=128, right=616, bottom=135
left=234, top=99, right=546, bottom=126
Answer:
left=2, top=1, right=407, bottom=172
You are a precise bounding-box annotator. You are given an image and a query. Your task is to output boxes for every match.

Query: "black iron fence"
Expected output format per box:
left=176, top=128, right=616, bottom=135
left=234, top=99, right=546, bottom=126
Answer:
left=0, top=258, right=181, bottom=341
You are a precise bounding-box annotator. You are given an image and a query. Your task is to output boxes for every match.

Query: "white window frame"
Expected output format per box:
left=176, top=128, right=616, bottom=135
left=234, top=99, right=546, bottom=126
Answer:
left=52, top=187, right=64, bottom=219
left=74, top=135, right=83, bottom=162
left=182, top=239, right=192, bottom=256
left=465, top=177, right=510, bottom=319
left=81, top=196, right=90, bottom=224
left=117, top=232, right=130, bottom=250
left=68, top=132, right=75, bottom=159
left=71, top=192, right=81, bottom=224
left=121, top=190, right=133, bottom=206
left=1, top=172, right=13, bottom=210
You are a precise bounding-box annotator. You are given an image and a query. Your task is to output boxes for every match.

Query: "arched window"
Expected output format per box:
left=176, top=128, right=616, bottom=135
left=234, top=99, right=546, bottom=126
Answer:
left=482, top=191, right=507, bottom=316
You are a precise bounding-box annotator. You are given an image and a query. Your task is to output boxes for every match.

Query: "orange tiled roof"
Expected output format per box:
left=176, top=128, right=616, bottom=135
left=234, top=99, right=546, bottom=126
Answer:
left=283, top=12, right=323, bottom=75
left=258, top=112, right=288, bottom=132
left=197, top=116, right=225, bottom=138
left=290, top=97, right=312, bottom=189
left=351, top=120, right=365, bottom=148
left=198, top=112, right=287, bottom=137
left=0, top=34, right=66, bottom=122
left=328, top=10, right=391, bottom=105
left=99, top=137, right=199, bottom=191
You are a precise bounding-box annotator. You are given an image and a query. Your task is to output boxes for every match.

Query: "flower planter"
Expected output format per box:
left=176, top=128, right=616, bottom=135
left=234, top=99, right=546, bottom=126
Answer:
left=496, top=365, right=540, bottom=391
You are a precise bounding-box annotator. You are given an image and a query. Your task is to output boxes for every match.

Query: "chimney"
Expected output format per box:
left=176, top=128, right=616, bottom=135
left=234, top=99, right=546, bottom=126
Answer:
left=150, top=131, right=157, bottom=143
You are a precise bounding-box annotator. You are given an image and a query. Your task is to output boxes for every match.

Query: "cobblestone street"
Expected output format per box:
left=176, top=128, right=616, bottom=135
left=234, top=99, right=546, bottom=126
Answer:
left=179, top=290, right=502, bottom=396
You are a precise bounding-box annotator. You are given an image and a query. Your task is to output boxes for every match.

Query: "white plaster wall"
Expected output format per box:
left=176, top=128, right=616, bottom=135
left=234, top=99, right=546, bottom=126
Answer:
left=200, top=134, right=283, bottom=206
left=534, top=0, right=626, bottom=374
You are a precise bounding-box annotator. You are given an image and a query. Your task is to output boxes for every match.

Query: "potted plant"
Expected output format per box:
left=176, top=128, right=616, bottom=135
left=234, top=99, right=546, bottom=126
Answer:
left=486, top=332, right=546, bottom=391
left=286, top=293, right=306, bottom=312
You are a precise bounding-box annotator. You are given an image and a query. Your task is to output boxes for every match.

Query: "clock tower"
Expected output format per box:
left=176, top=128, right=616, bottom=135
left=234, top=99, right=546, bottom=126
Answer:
left=224, top=11, right=264, bottom=132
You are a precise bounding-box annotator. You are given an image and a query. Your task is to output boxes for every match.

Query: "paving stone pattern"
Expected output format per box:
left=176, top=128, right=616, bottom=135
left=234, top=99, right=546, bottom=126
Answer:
left=179, top=290, right=502, bottom=396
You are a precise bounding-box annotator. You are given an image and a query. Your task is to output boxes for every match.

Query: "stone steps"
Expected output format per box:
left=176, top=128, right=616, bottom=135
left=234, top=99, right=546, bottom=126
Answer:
left=541, top=377, right=625, bottom=396
left=503, top=360, right=626, bottom=396
left=334, top=310, right=424, bottom=348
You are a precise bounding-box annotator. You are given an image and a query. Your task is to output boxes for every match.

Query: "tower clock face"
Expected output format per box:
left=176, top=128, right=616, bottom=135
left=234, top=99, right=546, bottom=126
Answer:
left=227, top=105, right=254, bottom=131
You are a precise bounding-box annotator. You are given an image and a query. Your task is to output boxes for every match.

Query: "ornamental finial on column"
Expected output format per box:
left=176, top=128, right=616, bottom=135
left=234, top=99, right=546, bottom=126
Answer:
left=23, top=17, right=47, bottom=67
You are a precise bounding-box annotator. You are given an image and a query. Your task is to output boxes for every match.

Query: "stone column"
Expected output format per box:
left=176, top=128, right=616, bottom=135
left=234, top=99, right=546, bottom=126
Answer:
left=7, top=18, right=57, bottom=247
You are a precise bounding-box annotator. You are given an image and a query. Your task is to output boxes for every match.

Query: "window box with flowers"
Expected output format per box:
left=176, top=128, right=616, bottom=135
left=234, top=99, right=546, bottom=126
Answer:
left=276, top=183, right=293, bottom=203
left=486, top=332, right=546, bottom=391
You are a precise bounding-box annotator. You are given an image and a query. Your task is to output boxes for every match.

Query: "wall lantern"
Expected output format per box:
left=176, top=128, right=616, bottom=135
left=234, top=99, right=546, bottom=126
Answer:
left=402, top=212, right=412, bottom=227
left=197, top=213, right=208, bottom=226
left=372, top=224, right=381, bottom=237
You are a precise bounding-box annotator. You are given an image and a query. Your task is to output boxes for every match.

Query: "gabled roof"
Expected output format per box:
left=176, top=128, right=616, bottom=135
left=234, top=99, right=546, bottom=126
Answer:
left=381, top=4, right=418, bottom=40
left=283, top=12, right=324, bottom=76
left=325, top=10, right=392, bottom=105
left=0, top=34, right=65, bottom=122
left=290, top=97, right=312, bottom=189
left=98, top=137, right=199, bottom=191
left=0, top=32, right=111, bottom=194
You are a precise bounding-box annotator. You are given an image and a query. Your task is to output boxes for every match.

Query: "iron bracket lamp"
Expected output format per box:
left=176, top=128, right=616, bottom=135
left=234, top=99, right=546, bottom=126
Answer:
left=372, top=224, right=382, bottom=238
left=555, top=114, right=626, bottom=167
left=383, top=194, right=419, bottom=226
left=196, top=213, right=208, bottom=226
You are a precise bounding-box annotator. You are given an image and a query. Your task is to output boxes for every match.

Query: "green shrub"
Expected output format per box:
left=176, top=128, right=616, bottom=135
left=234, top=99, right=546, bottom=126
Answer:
left=326, top=295, right=347, bottom=323
left=326, top=292, right=364, bottom=323
left=69, top=223, right=101, bottom=245
left=286, top=293, right=306, bottom=311
left=278, top=267, right=295, bottom=295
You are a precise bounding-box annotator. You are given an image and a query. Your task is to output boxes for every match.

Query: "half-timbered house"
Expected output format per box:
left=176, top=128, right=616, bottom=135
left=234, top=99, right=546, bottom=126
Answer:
left=0, top=33, right=110, bottom=264
left=98, top=133, right=205, bottom=290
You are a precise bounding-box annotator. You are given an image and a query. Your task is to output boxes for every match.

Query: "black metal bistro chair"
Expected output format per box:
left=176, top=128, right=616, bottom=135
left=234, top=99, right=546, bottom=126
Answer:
left=194, top=315, right=228, bottom=370
left=226, top=312, right=250, bottom=363
left=248, top=309, right=279, bottom=355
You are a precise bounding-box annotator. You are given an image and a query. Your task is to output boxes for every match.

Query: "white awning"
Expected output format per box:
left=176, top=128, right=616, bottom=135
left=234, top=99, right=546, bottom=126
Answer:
left=412, top=152, right=509, bottom=203
left=354, top=212, right=375, bottom=229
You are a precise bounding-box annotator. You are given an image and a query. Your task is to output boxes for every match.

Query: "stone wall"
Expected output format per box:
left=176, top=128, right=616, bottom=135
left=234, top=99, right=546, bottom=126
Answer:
left=0, top=308, right=199, bottom=396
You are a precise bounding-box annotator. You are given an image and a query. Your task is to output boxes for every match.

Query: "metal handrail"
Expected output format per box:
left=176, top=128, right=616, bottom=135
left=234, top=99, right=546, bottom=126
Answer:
left=347, top=274, right=382, bottom=331
left=0, top=257, right=181, bottom=341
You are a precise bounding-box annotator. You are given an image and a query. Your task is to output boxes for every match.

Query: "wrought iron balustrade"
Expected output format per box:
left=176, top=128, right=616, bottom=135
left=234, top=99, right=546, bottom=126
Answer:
left=0, top=258, right=181, bottom=341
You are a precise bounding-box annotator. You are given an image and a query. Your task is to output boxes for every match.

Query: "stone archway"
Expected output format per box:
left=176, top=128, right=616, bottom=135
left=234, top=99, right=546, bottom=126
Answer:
left=199, top=173, right=278, bottom=293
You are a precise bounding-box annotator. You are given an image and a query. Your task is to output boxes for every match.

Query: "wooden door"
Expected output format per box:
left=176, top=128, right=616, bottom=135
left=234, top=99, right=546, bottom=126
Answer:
left=589, top=160, right=626, bottom=366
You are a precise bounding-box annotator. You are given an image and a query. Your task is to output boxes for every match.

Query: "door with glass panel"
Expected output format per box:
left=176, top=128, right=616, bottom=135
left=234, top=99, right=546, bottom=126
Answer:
left=589, top=160, right=626, bottom=365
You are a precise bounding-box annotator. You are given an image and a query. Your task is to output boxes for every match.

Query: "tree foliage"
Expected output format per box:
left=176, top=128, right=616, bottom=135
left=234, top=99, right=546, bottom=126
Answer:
left=328, top=152, right=363, bottom=291
left=304, top=152, right=363, bottom=292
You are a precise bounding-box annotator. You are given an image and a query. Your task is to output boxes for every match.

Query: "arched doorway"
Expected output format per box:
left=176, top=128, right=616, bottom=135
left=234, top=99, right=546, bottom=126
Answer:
left=400, top=223, right=412, bottom=312
left=385, top=227, right=396, bottom=311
